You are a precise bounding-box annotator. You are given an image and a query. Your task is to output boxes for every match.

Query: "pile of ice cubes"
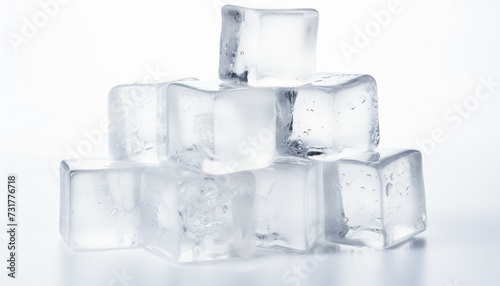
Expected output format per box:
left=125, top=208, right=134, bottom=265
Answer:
left=60, top=5, right=426, bottom=264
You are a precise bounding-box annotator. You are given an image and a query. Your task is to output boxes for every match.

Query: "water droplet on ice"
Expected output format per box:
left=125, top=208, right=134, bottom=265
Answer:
left=108, top=208, right=117, bottom=218
left=386, top=183, right=393, bottom=197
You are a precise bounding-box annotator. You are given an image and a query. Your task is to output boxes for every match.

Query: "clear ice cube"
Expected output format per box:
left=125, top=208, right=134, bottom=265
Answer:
left=167, top=81, right=276, bottom=174
left=219, top=5, right=319, bottom=87
left=323, top=149, right=427, bottom=249
left=252, top=158, right=322, bottom=252
left=108, top=79, right=196, bottom=163
left=59, top=159, right=145, bottom=250
left=276, top=73, right=380, bottom=160
left=141, top=164, right=256, bottom=263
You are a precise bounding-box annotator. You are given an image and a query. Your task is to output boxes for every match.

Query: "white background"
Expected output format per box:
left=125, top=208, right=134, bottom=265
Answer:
left=1, top=0, right=500, bottom=285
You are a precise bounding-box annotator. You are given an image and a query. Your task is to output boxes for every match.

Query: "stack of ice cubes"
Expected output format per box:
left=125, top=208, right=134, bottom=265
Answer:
left=60, top=5, right=426, bottom=264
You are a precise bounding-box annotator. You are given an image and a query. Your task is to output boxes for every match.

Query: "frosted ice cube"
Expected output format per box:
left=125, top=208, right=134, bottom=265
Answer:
left=219, top=5, right=318, bottom=87
left=141, top=164, right=256, bottom=263
left=59, top=159, right=146, bottom=250
left=276, top=73, right=380, bottom=160
left=323, top=149, right=427, bottom=249
left=252, top=158, right=322, bottom=252
left=108, top=79, right=196, bottom=163
left=167, top=81, right=276, bottom=175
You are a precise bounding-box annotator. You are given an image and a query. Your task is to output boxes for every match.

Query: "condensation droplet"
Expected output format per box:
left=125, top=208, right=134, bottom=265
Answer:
left=386, top=183, right=393, bottom=197
left=108, top=208, right=117, bottom=218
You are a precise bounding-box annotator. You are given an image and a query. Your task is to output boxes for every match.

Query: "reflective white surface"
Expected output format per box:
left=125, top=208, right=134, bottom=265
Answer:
left=2, top=208, right=500, bottom=285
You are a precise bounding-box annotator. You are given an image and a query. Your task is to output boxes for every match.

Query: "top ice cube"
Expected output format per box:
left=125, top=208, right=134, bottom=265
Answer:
left=219, top=5, right=319, bottom=87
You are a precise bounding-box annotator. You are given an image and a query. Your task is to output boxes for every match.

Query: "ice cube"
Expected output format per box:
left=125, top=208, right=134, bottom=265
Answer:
left=59, top=159, right=146, bottom=250
left=167, top=81, right=276, bottom=174
left=141, top=164, right=256, bottom=263
left=252, top=158, right=322, bottom=252
left=323, top=149, right=427, bottom=249
left=108, top=79, right=196, bottom=163
left=219, top=5, right=319, bottom=87
left=276, top=73, right=380, bottom=160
